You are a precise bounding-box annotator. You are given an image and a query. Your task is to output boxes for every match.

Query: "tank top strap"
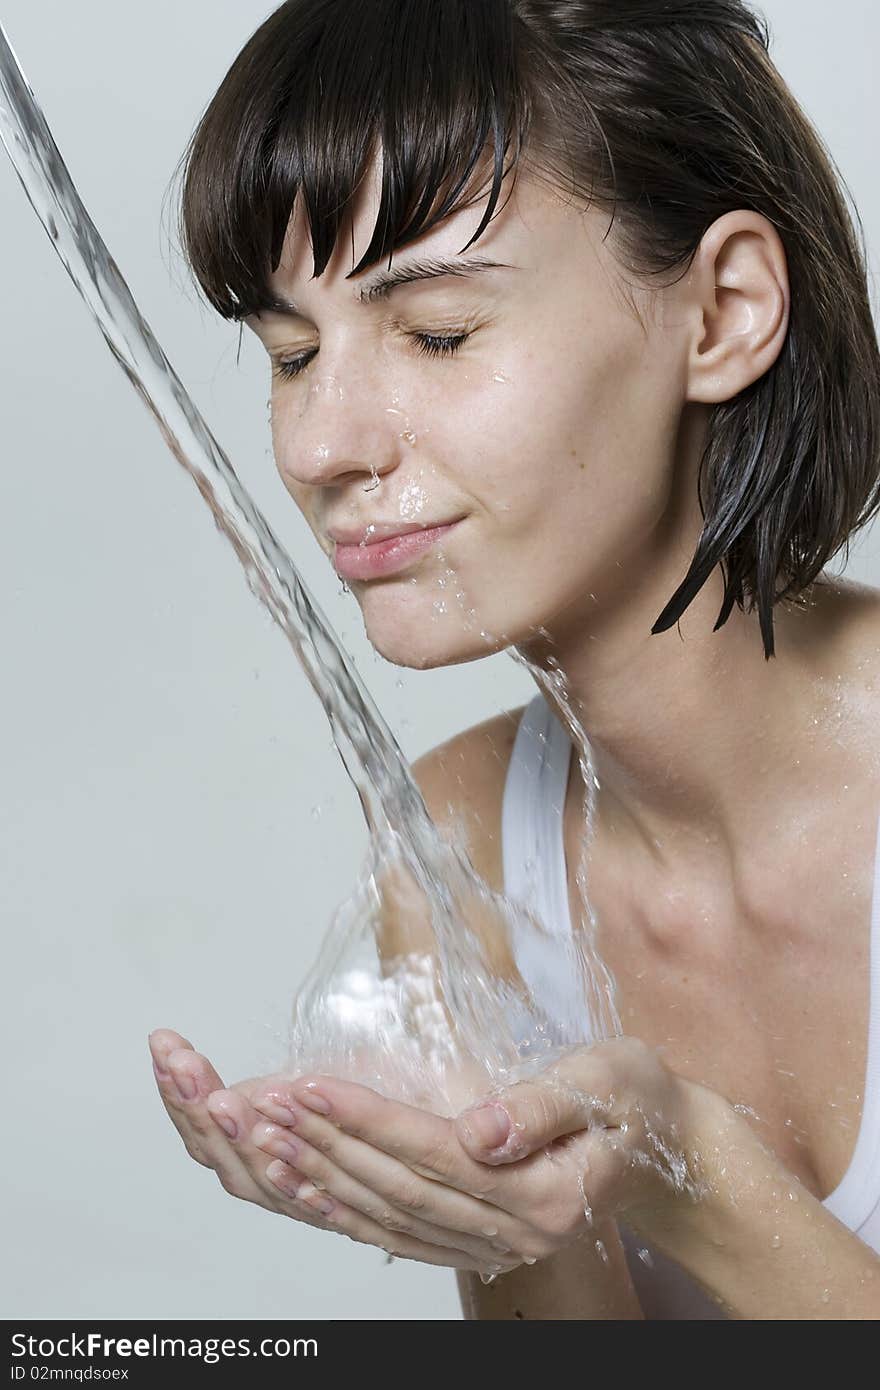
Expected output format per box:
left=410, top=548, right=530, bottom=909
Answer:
left=822, top=806, right=880, bottom=1231
left=501, top=691, right=575, bottom=940
left=500, top=692, right=587, bottom=1041
left=500, top=691, right=880, bottom=1279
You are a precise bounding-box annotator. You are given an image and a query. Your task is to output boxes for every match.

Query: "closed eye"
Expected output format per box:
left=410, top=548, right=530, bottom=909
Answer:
left=271, top=331, right=471, bottom=383
left=410, top=331, right=471, bottom=360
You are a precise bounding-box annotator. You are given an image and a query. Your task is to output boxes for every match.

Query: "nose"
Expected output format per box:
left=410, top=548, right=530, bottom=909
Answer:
left=272, top=365, right=403, bottom=493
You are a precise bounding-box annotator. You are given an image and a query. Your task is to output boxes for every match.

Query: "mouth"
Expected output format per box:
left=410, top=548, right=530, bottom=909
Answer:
left=332, top=519, right=465, bottom=582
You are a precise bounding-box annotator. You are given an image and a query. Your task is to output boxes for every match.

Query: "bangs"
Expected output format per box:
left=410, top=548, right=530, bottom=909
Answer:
left=178, top=0, right=537, bottom=320
left=175, top=0, right=880, bottom=656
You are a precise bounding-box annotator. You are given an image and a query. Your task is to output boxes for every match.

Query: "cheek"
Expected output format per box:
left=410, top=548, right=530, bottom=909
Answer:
left=270, top=404, right=294, bottom=486
left=436, top=343, right=644, bottom=544
left=270, top=409, right=313, bottom=515
left=494, top=337, right=677, bottom=535
left=422, top=341, right=681, bottom=632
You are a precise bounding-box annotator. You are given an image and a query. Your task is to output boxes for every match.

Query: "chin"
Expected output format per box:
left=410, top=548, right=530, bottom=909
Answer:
left=364, top=615, right=509, bottom=670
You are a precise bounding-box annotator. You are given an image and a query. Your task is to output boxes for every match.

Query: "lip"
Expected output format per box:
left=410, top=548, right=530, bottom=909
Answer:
left=332, top=519, right=464, bottom=581
left=327, top=519, right=458, bottom=545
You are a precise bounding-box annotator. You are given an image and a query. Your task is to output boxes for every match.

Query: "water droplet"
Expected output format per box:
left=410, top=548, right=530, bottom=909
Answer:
left=577, top=1173, right=593, bottom=1227
left=0, top=45, right=633, bottom=1214
left=770, top=1233, right=782, bottom=1249
left=637, top=1248, right=654, bottom=1268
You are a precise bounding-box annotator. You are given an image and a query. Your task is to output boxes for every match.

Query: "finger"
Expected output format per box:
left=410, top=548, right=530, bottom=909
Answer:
left=256, top=1075, right=499, bottom=1197
left=154, top=1060, right=306, bottom=1220
left=165, top=1045, right=226, bottom=1100
left=150, top=1040, right=218, bottom=1168
left=454, top=1048, right=619, bottom=1164
left=149, top=1055, right=520, bottom=1271
left=155, top=1044, right=229, bottom=1167
left=251, top=1082, right=545, bottom=1256
left=148, top=1029, right=196, bottom=1076
left=145, top=1042, right=432, bottom=1257
left=202, top=1086, right=309, bottom=1209
left=160, top=1072, right=342, bottom=1231
left=251, top=1117, right=522, bottom=1264
left=202, top=1083, right=406, bottom=1240
left=149, top=1041, right=277, bottom=1207
left=262, top=1159, right=519, bottom=1276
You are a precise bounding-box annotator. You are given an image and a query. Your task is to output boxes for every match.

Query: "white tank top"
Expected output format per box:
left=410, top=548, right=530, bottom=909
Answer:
left=502, top=692, right=880, bottom=1319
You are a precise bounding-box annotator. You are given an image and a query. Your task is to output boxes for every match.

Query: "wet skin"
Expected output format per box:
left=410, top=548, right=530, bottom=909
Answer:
left=149, top=1026, right=729, bottom=1274
left=150, top=145, right=880, bottom=1311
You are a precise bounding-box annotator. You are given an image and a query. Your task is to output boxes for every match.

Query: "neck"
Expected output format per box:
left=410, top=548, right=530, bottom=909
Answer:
left=517, top=562, right=851, bottom=867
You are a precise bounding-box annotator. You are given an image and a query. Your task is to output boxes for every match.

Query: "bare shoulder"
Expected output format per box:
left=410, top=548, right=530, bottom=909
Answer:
left=410, top=703, right=528, bottom=892
left=811, top=576, right=880, bottom=726
left=374, top=703, right=528, bottom=963
left=809, top=574, right=880, bottom=658
left=843, top=577, right=880, bottom=663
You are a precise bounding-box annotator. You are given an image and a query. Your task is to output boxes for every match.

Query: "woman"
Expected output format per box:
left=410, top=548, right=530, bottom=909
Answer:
left=148, top=0, right=880, bottom=1317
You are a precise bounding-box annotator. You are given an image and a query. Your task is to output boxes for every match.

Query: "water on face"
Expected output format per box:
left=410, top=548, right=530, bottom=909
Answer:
left=5, top=30, right=779, bottom=1313
left=0, top=24, right=619, bottom=1119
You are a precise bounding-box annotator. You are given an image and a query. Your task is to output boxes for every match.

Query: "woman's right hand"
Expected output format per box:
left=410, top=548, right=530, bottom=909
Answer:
left=148, top=1028, right=520, bottom=1276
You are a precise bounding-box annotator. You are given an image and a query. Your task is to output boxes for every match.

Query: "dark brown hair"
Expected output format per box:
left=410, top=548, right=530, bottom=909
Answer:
left=176, top=0, right=880, bottom=658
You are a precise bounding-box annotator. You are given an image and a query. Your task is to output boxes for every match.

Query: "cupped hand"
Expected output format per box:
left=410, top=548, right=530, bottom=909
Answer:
left=277, top=1037, right=725, bottom=1263
left=147, top=1029, right=520, bottom=1275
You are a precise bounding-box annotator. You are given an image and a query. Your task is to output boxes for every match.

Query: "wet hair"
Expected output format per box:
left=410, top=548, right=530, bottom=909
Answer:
left=176, top=0, right=880, bottom=659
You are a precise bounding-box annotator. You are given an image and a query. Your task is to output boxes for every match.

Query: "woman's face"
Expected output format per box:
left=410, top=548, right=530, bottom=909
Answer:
left=247, top=155, right=703, bottom=669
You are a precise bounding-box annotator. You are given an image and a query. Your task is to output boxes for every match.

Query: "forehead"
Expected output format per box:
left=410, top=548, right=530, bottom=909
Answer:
left=269, top=150, right=606, bottom=303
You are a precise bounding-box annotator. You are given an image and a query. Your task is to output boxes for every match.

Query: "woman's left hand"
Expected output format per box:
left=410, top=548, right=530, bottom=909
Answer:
left=254, top=1036, right=727, bottom=1265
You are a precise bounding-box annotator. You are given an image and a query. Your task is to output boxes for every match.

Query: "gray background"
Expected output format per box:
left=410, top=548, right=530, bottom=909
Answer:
left=1, top=1, right=877, bottom=1320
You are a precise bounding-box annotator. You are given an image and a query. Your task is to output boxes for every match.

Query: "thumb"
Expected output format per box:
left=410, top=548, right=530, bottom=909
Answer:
left=455, top=1075, right=600, bottom=1164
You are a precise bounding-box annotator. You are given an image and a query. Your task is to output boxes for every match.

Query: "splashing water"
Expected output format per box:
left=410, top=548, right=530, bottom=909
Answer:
left=0, top=24, right=620, bottom=1117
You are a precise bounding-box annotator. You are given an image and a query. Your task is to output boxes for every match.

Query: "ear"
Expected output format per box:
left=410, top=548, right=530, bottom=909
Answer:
left=684, top=209, right=790, bottom=405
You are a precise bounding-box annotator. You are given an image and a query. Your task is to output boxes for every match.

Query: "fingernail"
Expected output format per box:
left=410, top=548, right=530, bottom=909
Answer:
left=269, top=1134, right=300, bottom=1164
left=173, top=1071, right=197, bottom=1101
left=212, top=1111, right=238, bottom=1140
left=297, top=1182, right=334, bottom=1217
left=463, top=1103, right=510, bottom=1149
left=266, top=1161, right=300, bottom=1197
left=257, top=1097, right=300, bottom=1127
left=297, top=1083, right=332, bottom=1115
left=151, top=1058, right=170, bottom=1081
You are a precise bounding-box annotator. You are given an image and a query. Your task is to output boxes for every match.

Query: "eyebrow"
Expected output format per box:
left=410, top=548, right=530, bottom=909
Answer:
left=260, top=255, right=517, bottom=318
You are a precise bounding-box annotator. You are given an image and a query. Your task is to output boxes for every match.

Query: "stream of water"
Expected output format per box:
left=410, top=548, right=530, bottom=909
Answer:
left=0, top=22, right=620, bottom=1117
